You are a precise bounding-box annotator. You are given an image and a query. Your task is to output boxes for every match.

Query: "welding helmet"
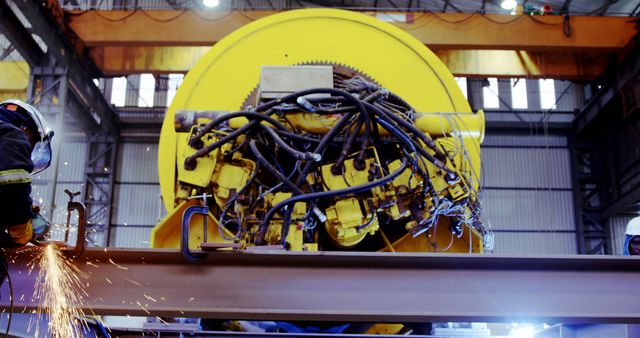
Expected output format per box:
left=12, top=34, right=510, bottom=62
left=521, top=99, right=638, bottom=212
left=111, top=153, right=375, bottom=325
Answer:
left=0, top=100, right=55, bottom=174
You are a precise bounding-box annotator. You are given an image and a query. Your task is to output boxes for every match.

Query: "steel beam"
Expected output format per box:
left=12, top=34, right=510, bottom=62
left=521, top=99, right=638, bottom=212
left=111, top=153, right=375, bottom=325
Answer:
left=2, top=248, right=640, bottom=323
left=601, top=181, right=640, bottom=219
left=571, top=42, right=640, bottom=140
left=434, top=49, right=609, bottom=80
left=68, top=11, right=637, bottom=51
left=0, top=0, right=45, bottom=66
left=90, top=46, right=610, bottom=80
left=8, top=0, right=119, bottom=134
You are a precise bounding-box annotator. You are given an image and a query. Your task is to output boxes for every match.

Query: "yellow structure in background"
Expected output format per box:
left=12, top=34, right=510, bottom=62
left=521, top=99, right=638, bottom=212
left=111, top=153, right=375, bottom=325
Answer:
left=152, top=9, right=485, bottom=253
left=0, top=61, right=29, bottom=101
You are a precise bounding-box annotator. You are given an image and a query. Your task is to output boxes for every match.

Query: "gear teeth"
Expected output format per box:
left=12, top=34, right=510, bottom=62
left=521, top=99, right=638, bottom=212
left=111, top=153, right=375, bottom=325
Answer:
left=241, top=84, right=260, bottom=110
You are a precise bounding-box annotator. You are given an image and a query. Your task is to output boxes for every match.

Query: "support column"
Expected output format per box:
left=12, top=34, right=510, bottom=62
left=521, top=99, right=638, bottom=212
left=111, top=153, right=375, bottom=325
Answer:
left=497, top=78, right=512, bottom=110
left=125, top=74, right=140, bottom=107
left=467, top=79, right=484, bottom=111
left=570, top=142, right=610, bottom=254
left=154, top=74, right=169, bottom=107
left=26, top=58, right=68, bottom=220
left=83, top=134, right=119, bottom=246
left=526, top=79, right=542, bottom=111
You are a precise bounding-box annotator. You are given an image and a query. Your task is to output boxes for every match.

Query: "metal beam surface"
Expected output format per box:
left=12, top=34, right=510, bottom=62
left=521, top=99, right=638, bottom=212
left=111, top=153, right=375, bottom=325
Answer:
left=1, top=248, right=640, bottom=323
left=68, top=11, right=638, bottom=51
left=571, top=42, right=640, bottom=140
left=9, top=0, right=119, bottom=134
left=91, top=46, right=610, bottom=79
left=0, top=0, right=45, bottom=66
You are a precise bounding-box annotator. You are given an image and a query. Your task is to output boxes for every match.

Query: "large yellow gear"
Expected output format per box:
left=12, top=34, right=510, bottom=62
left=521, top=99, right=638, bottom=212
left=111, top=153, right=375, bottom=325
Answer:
left=155, top=8, right=485, bottom=253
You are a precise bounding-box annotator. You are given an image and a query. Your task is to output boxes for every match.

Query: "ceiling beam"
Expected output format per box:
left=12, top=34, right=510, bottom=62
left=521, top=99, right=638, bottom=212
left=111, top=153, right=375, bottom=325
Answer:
left=88, top=45, right=611, bottom=80
left=0, top=0, right=45, bottom=65
left=8, top=0, right=119, bottom=134
left=67, top=10, right=638, bottom=51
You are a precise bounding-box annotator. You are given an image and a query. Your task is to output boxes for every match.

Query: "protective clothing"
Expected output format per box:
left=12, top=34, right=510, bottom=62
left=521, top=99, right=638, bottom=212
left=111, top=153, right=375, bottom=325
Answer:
left=0, top=115, right=35, bottom=226
left=0, top=100, right=54, bottom=174
left=0, top=100, right=52, bottom=248
left=623, top=216, right=640, bottom=255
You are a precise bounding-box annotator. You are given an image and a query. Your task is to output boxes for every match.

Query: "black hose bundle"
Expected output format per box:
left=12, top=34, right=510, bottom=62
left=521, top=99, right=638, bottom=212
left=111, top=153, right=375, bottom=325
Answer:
left=182, top=76, right=483, bottom=249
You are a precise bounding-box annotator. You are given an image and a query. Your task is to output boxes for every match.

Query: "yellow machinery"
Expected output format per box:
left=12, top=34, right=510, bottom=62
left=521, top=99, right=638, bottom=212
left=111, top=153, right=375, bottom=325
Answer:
left=151, top=9, right=490, bottom=259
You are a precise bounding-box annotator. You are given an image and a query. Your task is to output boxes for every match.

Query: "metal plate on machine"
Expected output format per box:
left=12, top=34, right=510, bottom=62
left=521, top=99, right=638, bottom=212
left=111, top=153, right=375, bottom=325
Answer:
left=259, top=66, right=333, bottom=99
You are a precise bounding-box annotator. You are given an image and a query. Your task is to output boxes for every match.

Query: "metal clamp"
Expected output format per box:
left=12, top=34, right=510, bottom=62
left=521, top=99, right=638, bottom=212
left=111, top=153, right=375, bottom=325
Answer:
left=63, top=189, right=86, bottom=259
left=181, top=194, right=212, bottom=263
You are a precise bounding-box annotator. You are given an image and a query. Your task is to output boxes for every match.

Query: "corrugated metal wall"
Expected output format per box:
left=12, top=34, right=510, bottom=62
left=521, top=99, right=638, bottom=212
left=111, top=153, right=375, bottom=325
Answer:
left=31, top=135, right=89, bottom=242
left=481, top=134, right=577, bottom=254
left=110, top=143, right=163, bottom=248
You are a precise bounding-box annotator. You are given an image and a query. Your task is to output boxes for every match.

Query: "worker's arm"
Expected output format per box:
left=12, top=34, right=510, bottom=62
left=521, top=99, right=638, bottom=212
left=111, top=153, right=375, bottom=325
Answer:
left=0, top=123, right=35, bottom=247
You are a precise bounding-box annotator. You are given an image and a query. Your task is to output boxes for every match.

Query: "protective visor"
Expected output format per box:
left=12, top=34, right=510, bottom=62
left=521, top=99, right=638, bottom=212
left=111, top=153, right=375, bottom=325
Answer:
left=31, top=130, right=54, bottom=174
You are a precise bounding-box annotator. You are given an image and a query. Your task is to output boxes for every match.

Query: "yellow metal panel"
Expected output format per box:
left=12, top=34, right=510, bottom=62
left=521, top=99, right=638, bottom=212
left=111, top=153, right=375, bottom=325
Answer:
left=150, top=199, right=235, bottom=250
left=0, top=61, right=29, bottom=101
left=68, top=10, right=637, bottom=51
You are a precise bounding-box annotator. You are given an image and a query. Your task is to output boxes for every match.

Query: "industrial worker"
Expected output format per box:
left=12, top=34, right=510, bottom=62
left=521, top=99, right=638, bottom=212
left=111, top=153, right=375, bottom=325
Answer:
left=0, top=99, right=53, bottom=252
left=623, top=216, right=640, bottom=255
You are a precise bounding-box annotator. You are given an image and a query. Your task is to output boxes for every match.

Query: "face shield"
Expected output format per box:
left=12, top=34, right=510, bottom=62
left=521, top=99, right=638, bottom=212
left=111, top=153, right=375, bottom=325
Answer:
left=31, top=130, right=54, bottom=174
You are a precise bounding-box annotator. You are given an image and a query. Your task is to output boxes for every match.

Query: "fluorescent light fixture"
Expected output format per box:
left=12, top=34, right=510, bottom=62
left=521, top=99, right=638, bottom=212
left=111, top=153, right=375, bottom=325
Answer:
left=202, top=0, right=219, bottom=8
left=501, top=0, right=517, bottom=10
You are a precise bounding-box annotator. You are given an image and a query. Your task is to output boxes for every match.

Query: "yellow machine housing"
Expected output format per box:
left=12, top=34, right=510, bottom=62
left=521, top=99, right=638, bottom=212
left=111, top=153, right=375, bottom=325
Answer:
left=152, top=9, right=488, bottom=254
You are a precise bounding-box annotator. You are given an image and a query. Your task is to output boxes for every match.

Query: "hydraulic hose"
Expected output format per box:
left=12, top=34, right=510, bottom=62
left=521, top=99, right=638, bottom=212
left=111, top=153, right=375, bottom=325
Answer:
left=259, top=124, right=321, bottom=162
left=363, top=102, right=453, bottom=175
left=189, top=111, right=285, bottom=148
left=185, top=112, right=288, bottom=170
left=333, top=117, right=364, bottom=174
left=249, top=140, right=325, bottom=244
left=261, top=157, right=410, bottom=231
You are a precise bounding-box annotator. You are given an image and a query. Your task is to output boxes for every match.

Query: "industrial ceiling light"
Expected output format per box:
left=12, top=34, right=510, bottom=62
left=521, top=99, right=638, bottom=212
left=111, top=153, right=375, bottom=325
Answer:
left=202, top=0, right=219, bottom=8
left=501, top=0, right=518, bottom=10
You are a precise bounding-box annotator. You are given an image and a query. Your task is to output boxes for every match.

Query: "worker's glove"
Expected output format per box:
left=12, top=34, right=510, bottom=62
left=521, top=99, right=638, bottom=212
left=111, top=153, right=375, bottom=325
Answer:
left=7, top=220, right=34, bottom=247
